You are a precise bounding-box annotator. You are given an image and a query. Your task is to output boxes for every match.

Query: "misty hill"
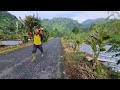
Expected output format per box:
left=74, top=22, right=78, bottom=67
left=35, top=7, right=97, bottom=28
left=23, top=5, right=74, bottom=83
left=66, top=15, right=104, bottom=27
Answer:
left=81, top=18, right=106, bottom=28
left=41, top=18, right=82, bottom=32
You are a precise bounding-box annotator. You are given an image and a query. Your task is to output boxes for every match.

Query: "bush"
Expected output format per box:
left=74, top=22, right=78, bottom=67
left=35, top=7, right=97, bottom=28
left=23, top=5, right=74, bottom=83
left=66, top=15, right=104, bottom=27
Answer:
left=42, top=29, right=49, bottom=43
left=109, top=34, right=120, bottom=45
left=0, top=34, right=18, bottom=40
left=72, top=27, right=80, bottom=34
left=66, top=52, right=86, bottom=62
left=108, top=70, right=120, bottom=79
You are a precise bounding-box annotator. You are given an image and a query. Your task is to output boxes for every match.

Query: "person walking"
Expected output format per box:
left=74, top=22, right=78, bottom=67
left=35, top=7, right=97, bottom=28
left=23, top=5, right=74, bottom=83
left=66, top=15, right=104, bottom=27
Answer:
left=28, top=28, right=44, bottom=62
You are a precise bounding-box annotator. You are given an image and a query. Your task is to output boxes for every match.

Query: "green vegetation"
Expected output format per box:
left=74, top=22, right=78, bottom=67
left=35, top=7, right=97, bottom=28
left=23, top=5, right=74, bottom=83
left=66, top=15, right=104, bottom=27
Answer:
left=108, top=69, right=120, bottom=79
left=85, top=23, right=110, bottom=73
left=0, top=34, right=18, bottom=41
left=61, top=12, right=120, bottom=79
left=0, top=12, right=83, bottom=42
left=1, top=11, right=120, bottom=79
left=41, top=18, right=82, bottom=32
left=41, top=18, right=83, bottom=39
left=62, top=38, right=99, bottom=79
left=62, top=37, right=120, bottom=79
left=104, top=12, right=120, bottom=65
left=42, top=28, right=49, bottom=43
left=72, top=26, right=80, bottom=34
left=15, top=15, right=42, bottom=43
left=0, top=11, right=18, bottom=40
left=0, top=11, right=17, bottom=35
left=81, top=18, right=106, bottom=28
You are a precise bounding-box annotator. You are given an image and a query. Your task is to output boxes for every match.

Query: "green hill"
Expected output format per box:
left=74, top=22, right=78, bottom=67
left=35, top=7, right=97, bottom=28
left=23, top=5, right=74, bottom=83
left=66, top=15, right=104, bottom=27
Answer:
left=81, top=18, right=106, bottom=28
left=0, top=11, right=18, bottom=34
left=41, top=17, right=82, bottom=32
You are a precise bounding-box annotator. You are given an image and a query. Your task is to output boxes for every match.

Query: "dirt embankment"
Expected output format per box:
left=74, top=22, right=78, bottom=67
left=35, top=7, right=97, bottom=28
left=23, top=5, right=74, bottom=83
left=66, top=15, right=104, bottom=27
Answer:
left=61, top=38, right=111, bottom=79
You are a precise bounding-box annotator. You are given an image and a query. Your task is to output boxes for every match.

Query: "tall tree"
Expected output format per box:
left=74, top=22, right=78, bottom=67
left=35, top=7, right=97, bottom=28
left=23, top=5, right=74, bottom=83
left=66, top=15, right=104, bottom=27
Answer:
left=72, top=27, right=80, bottom=34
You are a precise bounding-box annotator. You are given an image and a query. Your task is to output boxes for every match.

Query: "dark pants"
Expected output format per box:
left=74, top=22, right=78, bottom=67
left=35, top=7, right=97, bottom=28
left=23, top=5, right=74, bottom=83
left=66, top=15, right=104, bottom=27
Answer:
left=32, top=44, right=43, bottom=53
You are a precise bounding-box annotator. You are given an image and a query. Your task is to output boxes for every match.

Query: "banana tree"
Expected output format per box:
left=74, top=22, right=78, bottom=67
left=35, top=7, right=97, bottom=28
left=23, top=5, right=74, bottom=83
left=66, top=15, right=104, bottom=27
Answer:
left=85, top=24, right=110, bottom=72
left=16, top=17, right=29, bottom=43
left=15, top=20, right=22, bottom=41
left=64, top=32, right=75, bottom=48
left=72, top=33, right=83, bottom=52
left=19, top=17, right=25, bottom=27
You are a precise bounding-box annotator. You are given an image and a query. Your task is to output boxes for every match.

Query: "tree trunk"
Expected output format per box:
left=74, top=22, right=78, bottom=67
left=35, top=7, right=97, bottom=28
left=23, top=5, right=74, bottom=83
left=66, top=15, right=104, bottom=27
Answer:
left=76, top=44, right=79, bottom=52
left=96, top=48, right=101, bottom=66
left=92, top=48, right=101, bottom=74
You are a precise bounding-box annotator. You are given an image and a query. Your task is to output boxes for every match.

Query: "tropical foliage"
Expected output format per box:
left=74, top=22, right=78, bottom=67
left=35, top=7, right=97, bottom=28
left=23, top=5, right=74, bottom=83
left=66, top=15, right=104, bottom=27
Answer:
left=85, top=23, right=110, bottom=73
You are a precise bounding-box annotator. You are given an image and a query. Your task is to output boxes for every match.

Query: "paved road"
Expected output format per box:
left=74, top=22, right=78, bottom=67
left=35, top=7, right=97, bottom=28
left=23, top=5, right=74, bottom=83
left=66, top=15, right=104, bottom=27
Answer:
left=0, top=38, right=65, bottom=79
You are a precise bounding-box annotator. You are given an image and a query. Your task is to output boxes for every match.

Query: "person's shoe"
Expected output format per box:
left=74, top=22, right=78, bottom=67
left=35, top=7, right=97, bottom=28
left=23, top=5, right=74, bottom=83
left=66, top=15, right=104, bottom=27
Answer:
left=32, top=53, right=36, bottom=62
left=41, top=53, right=44, bottom=57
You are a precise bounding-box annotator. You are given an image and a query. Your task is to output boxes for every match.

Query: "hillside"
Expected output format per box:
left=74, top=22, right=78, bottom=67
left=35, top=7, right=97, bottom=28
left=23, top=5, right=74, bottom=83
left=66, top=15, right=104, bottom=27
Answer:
left=81, top=18, right=106, bottom=28
left=0, top=12, right=113, bottom=36
left=41, top=18, right=82, bottom=32
left=0, top=11, right=18, bottom=34
left=1, top=11, right=106, bottom=35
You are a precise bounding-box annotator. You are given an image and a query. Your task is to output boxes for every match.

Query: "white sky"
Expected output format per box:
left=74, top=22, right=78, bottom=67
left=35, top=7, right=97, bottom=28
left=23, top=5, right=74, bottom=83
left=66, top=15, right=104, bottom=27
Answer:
left=8, top=11, right=120, bottom=23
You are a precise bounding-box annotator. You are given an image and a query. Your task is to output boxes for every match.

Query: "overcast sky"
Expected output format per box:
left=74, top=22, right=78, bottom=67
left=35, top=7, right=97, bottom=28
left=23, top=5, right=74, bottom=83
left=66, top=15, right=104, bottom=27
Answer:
left=8, top=11, right=120, bottom=23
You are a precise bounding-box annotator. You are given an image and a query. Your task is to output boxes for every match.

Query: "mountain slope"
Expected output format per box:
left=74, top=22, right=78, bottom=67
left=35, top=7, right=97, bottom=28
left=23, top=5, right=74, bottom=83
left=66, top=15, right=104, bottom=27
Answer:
left=81, top=18, right=106, bottom=28
left=0, top=11, right=18, bottom=34
left=41, top=18, right=82, bottom=32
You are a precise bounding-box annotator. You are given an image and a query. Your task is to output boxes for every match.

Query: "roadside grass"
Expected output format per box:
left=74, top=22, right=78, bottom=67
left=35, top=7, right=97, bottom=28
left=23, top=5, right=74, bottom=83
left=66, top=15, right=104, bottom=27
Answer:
left=61, top=37, right=120, bottom=79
